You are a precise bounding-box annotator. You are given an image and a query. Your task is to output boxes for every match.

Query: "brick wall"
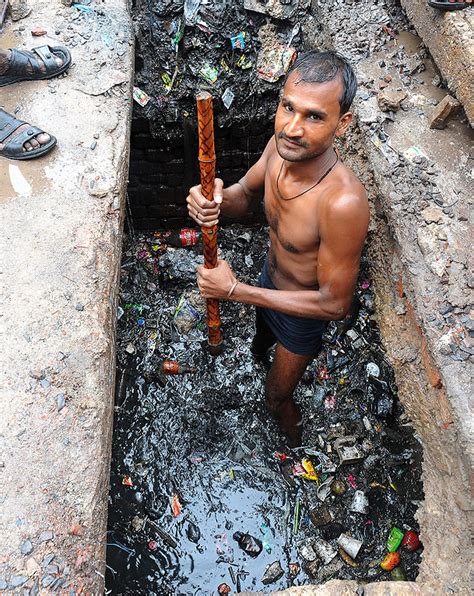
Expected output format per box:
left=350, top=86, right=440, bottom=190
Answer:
left=127, top=115, right=272, bottom=231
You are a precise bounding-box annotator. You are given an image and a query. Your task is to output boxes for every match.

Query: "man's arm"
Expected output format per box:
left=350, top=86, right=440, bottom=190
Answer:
left=186, top=137, right=274, bottom=226
left=197, top=192, right=369, bottom=320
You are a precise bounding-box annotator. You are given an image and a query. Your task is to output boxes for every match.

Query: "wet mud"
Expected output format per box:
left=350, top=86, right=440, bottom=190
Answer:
left=107, top=225, right=424, bottom=594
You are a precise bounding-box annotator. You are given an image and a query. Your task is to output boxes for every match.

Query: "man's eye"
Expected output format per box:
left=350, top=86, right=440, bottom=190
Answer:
left=284, top=103, right=293, bottom=112
left=309, top=114, right=320, bottom=121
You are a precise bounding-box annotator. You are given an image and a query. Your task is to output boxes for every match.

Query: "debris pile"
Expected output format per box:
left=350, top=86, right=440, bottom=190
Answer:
left=107, top=225, right=423, bottom=593
left=132, top=0, right=312, bottom=133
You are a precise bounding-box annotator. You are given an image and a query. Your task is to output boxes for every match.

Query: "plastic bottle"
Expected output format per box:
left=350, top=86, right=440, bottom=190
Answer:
left=160, top=360, right=196, bottom=375
left=154, top=228, right=201, bottom=248
left=232, top=531, right=263, bottom=557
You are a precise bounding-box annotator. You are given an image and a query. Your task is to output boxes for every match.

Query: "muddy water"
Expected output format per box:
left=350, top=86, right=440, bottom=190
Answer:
left=107, top=226, right=423, bottom=594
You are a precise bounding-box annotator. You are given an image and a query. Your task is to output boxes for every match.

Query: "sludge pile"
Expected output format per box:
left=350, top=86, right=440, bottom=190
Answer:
left=106, top=225, right=423, bottom=594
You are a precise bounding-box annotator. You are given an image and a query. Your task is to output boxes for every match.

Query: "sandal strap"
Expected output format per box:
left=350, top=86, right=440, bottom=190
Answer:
left=7, top=46, right=58, bottom=78
left=8, top=48, right=41, bottom=77
left=2, top=125, right=44, bottom=158
left=0, top=110, right=25, bottom=143
left=32, top=45, right=58, bottom=72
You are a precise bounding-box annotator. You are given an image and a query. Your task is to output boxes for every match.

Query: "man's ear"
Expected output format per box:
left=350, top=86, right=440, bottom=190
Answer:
left=335, top=112, right=353, bottom=137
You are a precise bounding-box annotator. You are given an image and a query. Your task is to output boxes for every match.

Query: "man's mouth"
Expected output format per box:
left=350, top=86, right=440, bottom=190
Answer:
left=278, top=133, right=306, bottom=148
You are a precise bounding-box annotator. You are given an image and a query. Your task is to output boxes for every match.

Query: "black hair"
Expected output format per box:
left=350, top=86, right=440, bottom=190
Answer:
left=285, top=50, right=358, bottom=114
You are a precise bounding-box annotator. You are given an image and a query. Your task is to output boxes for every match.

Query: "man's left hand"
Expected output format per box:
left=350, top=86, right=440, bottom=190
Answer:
left=197, top=259, right=238, bottom=300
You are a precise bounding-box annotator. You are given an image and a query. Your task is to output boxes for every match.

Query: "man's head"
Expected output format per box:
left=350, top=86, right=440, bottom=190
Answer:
left=275, top=50, right=357, bottom=162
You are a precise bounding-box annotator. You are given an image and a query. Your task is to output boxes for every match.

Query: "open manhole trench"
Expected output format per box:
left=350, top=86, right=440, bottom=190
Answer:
left=106, top=225, right=424, bottom=594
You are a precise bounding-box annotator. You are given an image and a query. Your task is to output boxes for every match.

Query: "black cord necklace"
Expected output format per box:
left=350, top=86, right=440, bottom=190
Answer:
left=276, top=151, right=339, bottom=201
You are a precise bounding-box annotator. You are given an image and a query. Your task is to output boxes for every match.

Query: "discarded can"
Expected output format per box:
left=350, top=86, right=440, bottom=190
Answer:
left=310, top=504, right=333, bottom=527
left=380, top=551, right=401, bottom=571
left=331, top=479, right=346, bottom=496
left=317, top=475, right=335, bottom=501
left=337, top=533, right=363, bottom=559
left=261, top=560, right=284, bottom=585
left=401, top=530, right=421, bottom=552
left=366, top=362, right=380, bottom=378
left=289, top=562, right=300, bottom=577
left=391, top=567, right=406, bottom=581
left=387, top=527, right=404, bottom=552
left=147, top=539, right=158, bottom=551
left=233, top=531, right=262, bottom=558
left=335, top=436, right=365, bottom=465
left=217, top=583, right=231, bottom=595
left=299, top=541, right=317, bottom=562
left=313, top=538, right=337, bottom=565
left=349, top=491, right=369, bottom=514
left=161, top=361, right=196, bottom=375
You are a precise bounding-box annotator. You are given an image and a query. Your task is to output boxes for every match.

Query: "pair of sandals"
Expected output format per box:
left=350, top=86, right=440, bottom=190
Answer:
left=0, top=44, right=71, bottom=160
left=428, top=0, right=472, bottom=9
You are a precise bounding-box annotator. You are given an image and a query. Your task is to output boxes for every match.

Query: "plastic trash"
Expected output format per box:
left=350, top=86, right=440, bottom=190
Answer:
left=387, top=527, right=404, bottom=552
left=401, top=530, right=421, bottom=552
left=232, top=532, right=262, bottom=557
left=337, top=533, right=363, bottom=559
left=261, top=560, right=284, bottom=585
left=380, top=551, right=401, bottom=571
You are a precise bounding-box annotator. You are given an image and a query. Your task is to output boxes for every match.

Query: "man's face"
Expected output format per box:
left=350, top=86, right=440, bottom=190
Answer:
left=274, top=71, right=352, bottom=162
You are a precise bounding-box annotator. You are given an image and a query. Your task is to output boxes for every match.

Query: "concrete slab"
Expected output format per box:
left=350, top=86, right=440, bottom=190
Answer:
left=400, top=0, right=474, bottom=126
left=0, top=0, right=132, bottom=592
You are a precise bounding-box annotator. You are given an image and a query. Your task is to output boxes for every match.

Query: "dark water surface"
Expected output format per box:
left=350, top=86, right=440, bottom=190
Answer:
left=106, top=226, right=423, bottom=594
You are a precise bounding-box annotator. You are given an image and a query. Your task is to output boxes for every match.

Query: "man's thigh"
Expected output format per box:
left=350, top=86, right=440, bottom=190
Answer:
left=266, top=342, right=314, bottom=398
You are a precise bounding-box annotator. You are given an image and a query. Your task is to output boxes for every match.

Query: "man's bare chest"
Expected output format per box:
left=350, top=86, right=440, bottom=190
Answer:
left=263, top=190, right=320, bottom=255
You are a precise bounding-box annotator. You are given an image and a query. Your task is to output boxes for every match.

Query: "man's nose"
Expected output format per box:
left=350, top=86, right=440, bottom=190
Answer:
left=285, top=113, right=304, bottom=137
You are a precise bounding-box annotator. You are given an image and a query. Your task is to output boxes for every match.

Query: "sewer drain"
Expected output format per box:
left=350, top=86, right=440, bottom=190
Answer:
left=106, top=226, right=423, bottom=593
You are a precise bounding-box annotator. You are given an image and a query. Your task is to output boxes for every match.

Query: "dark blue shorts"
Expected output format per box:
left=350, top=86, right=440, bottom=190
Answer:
left=257, top=260, right=327, bottom=356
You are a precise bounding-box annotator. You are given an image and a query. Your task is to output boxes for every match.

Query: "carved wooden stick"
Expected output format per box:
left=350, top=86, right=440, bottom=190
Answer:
left=196, top=91, right=223, bottom=353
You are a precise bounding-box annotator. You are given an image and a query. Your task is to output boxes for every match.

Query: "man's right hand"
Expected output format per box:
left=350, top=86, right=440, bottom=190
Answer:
left=186, top=178, right=224, bottom=228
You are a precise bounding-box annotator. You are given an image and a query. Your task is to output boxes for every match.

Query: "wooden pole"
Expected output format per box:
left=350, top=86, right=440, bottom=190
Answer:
left=196, top=91, right=223, bottom=354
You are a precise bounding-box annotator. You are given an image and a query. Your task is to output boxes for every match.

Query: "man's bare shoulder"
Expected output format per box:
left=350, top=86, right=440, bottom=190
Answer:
left=324, top=162, right=368, bottom=213
left=318, top=162, right=369, bottom=241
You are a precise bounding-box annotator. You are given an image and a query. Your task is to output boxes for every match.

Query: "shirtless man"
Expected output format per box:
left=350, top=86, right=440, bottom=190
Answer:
left=187, top=50, right=369, bottom=447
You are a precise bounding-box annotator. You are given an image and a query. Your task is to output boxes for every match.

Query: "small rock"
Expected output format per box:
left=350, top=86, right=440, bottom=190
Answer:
left=26, top=556, right=41, bottom=576
left=429, top=94, right=460, bottom=130
left=75, top=303, right=84, bottom=311
left=38, top=530, right=54, bottom=543
left=90, top=141, right=97, bottom=150
left=378, top=88, right=407, bottom=112
left=421, top=206, right=443, bottom=224
left=41, top=575, right=56, bottom=588
left=0, top=579, right=7, bottom=590
left=20, top=539, right=33, bottom=555
left=10, top=575, right=28, bottom=588
left=39, top=378, right=51, bottom=389
left=55, top=393, right=66, bottom=412
left=69, top=523, right=83, bottom=536
left=29, top=370, right=44, bottom=380
left=41, top=553, right=55, bottom=568
left=31, top=27, right=47, bottom=36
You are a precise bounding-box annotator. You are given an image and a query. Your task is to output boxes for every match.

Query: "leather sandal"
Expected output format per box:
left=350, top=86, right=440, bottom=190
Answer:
left=0, top=108, right=56, bottom=160
left=428, top=0, right=471, bottom=9
left=0, top=45, right=71, bottom=87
